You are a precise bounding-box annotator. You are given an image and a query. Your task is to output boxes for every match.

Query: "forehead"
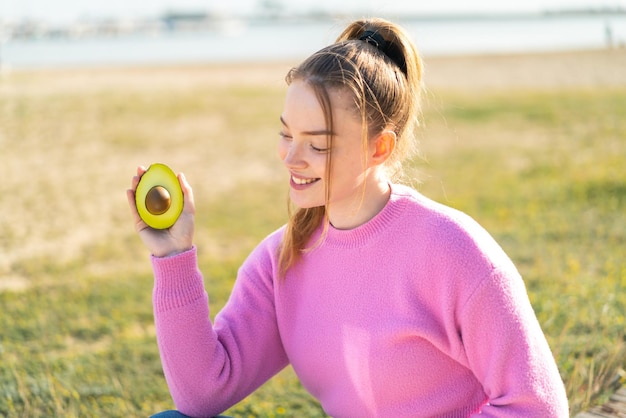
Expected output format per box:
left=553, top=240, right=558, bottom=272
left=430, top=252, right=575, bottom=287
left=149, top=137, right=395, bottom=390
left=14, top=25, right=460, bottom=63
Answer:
left=282, top=80, right=357, bottom=128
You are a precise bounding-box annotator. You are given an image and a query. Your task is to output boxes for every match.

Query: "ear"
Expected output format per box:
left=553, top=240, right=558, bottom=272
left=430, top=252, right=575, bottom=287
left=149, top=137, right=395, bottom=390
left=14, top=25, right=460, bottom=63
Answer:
left=370, top=130, right=397, bottom=165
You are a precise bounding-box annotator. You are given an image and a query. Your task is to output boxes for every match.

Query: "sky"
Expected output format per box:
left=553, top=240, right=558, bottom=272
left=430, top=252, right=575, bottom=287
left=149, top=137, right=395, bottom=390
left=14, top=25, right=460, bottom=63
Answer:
left=1, top=0, right=625, bottom=23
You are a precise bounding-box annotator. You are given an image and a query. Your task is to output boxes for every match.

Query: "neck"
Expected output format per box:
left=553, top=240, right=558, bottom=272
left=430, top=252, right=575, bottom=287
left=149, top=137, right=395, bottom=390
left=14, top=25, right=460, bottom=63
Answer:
left=328, top=177, right=391, bottom=230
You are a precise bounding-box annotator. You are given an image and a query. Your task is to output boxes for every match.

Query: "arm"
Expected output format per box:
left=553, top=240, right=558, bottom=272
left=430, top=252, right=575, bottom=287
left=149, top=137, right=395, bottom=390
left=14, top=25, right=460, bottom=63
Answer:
left=152, top=247, right=288, bottom=417
left=127, top=167, right=288, bottom=416
left=461, top=266, right=569, bottom=417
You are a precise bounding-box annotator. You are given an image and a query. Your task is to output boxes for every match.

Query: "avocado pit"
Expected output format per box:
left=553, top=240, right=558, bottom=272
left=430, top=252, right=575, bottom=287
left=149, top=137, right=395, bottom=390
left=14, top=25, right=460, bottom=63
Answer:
left=145, top=186, right=171, bottom=215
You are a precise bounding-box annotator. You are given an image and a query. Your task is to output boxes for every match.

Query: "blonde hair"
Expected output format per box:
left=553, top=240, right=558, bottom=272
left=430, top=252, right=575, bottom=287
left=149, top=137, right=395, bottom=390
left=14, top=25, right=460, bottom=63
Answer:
left=278, top=18, right=424, bottom=277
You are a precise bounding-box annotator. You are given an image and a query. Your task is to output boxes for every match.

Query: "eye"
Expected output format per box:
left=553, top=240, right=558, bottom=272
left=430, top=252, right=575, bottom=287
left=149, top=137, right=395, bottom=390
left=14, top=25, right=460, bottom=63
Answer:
left=310, top=144, right=330, bottom=153
left=279, top=131, right=292, bottom=140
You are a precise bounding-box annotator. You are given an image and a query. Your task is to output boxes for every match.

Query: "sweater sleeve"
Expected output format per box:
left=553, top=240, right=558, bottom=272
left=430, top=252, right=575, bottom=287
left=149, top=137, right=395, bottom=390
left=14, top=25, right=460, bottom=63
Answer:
left=151, top=245, right=288, bottom=417
left=460, top=265, right=569, bottom=417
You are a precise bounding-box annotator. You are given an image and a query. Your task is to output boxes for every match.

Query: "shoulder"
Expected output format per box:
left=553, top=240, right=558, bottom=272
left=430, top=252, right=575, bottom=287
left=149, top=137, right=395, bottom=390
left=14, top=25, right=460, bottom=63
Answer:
left=391, top=183, right=516, bottom=274
left=391, top=185, right=524, bottom=315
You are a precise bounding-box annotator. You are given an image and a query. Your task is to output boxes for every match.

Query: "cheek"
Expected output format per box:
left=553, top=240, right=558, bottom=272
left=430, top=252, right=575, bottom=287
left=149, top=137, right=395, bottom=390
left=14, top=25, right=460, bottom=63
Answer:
left=277, top=140, right=288, bottom=161
left=329, top=151, right=359, bottom=177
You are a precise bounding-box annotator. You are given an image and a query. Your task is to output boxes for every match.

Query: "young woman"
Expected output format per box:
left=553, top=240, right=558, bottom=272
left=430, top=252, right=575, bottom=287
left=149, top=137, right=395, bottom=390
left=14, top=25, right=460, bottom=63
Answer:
left=128, top=18, right=569, bottom=418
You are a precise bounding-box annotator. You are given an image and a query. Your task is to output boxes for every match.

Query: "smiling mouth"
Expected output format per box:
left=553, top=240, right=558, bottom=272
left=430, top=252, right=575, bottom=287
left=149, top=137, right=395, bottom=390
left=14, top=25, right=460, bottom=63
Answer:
left=291, top=175, right=319, bottom=185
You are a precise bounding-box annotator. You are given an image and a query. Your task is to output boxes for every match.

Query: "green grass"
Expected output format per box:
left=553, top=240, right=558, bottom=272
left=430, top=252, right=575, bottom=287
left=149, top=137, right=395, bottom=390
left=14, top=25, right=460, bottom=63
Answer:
left=0, top=66, right=624, bottom=416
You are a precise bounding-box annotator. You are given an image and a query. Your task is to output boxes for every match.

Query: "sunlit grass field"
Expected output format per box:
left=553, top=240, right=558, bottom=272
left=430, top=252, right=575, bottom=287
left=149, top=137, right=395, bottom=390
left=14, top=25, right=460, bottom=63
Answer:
left=0, top=56, right=624, bottom=417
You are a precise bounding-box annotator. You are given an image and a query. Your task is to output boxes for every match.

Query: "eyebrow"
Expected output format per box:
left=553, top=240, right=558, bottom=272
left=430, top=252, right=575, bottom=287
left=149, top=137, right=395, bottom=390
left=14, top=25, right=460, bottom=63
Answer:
left=280, top=116, right=335, bottom=136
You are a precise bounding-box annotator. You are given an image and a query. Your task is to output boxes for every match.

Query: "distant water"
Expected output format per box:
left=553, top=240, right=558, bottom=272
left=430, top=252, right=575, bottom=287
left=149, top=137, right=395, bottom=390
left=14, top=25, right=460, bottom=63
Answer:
left=2, top=14, right=626, bottom=69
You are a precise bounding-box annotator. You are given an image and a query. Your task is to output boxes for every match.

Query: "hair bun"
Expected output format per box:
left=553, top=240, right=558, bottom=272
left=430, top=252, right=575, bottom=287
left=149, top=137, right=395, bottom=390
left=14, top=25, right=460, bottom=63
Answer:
left=358, top=29, right=407, bottom=76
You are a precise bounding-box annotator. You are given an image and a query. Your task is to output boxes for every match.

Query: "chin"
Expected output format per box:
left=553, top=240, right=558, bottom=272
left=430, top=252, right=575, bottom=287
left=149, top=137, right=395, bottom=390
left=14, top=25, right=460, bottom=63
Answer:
left=289, top=195, right=325, bottom=210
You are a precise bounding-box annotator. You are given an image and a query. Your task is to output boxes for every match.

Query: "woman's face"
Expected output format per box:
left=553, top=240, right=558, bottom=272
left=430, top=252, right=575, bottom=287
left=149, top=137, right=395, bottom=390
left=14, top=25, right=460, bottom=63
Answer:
left=278, top=80, right=385, bottom=227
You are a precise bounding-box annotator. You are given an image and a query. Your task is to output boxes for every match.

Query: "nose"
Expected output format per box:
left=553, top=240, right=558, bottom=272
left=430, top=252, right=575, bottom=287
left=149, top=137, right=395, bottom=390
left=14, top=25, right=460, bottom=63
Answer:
left=279, top=139, right=306, bottom=169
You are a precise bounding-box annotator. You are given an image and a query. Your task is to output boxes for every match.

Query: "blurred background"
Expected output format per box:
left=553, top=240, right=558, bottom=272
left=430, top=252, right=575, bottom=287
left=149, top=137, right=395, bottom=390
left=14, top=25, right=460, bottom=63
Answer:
left=1, top=0, right=626, bottom=69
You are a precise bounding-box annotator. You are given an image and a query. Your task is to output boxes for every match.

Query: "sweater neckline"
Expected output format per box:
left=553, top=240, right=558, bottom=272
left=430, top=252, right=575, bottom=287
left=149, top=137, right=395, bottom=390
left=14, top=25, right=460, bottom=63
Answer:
left=318, top=183, right=412, bottom=249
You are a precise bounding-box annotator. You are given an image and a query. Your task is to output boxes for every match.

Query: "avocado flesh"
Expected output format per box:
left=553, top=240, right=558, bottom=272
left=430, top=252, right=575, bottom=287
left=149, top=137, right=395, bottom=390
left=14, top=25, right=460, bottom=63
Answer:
left=135, top=163, right=183, bottom=229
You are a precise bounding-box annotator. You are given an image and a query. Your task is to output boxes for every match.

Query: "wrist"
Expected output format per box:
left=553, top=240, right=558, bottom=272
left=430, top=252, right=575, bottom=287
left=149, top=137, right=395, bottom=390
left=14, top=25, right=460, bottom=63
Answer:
left=154, top=246, right=193, bottom=258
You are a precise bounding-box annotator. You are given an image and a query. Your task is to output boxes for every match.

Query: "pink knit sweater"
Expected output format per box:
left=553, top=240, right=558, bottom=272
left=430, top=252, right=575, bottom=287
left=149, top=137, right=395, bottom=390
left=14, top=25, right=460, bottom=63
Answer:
left=151, top=184, right=569, bottom=417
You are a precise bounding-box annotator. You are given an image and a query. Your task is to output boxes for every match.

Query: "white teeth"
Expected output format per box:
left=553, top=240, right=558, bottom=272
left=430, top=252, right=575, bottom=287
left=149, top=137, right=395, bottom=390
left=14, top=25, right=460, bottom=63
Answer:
left=292, top=176, right=317, bottom=185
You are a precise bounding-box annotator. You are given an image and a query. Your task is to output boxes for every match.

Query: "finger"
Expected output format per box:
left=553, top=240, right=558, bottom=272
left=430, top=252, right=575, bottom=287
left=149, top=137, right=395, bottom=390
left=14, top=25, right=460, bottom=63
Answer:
left=126, top=189, right=144, bottom=225
left=136, top=165, right=147, bottom=176
left=178, top=172, right=196, bottom=215
left=131, top=166, right=147, bottom=189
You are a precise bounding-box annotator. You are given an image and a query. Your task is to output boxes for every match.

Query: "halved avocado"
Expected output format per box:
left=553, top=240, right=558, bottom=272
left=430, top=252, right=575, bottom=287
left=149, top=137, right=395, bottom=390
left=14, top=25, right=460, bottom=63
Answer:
left=135, top=163, right=183, bottom=229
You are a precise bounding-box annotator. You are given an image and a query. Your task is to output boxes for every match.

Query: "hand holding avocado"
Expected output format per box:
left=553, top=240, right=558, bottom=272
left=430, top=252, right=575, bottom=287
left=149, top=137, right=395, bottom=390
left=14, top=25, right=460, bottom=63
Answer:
left=126, top=164, right=195, bottom=258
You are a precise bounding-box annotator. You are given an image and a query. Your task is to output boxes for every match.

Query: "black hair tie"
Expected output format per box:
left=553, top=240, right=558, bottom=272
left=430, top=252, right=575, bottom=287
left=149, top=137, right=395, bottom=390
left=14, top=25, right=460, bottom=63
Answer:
left=359, top=30, right=387, bottom=50
left=358, top=30, right=407, bottom=76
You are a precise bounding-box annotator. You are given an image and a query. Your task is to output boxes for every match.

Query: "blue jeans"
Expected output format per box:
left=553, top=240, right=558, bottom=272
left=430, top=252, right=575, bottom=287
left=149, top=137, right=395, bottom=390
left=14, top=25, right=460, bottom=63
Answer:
left=150, top=411, right=231, bottom=418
